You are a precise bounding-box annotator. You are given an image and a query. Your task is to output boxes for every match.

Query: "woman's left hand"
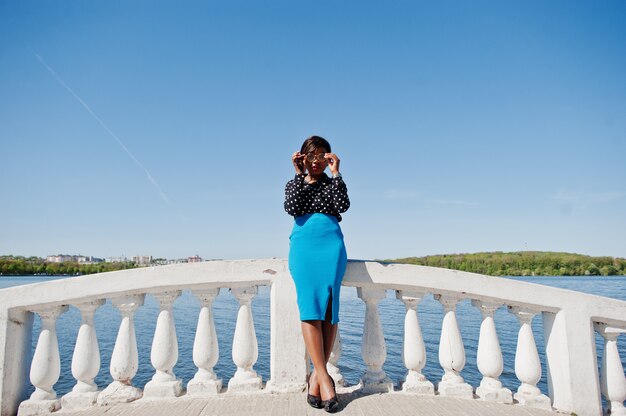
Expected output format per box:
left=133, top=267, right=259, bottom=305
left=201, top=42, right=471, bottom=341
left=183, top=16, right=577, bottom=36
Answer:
left=325, top=153, right=340, bottom=175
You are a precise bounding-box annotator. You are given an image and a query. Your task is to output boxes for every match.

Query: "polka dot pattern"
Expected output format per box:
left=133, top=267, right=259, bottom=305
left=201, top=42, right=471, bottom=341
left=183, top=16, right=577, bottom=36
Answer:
left=284, top=173, right=350, bottom=221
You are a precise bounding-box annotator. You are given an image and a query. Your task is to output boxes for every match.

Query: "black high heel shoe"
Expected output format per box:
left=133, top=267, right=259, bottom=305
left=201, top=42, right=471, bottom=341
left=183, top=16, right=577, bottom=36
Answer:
left=321, top=377, right=340, bottom=413
left=307, top=373, right=323, bottom=409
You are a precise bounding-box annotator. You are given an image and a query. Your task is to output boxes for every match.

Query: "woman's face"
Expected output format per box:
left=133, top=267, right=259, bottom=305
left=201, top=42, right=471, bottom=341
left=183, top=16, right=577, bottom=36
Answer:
left=303, top=147, right=328, bottom=176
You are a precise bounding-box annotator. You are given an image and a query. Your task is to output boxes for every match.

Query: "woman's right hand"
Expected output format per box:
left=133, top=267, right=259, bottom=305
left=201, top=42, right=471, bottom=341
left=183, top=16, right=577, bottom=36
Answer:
left=292, top=152, right=304, bottom=174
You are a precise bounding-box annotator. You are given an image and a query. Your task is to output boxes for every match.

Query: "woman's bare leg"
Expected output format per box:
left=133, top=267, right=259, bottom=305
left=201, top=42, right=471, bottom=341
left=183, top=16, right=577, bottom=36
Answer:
left=303, top=297, right=337, bottom=401
left=302, top=320, right=336, bottom=401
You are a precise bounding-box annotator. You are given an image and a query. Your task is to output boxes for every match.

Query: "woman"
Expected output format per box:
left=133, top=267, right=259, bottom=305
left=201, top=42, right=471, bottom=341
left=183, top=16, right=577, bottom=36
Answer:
left=284, top=136, right=349, bottom=413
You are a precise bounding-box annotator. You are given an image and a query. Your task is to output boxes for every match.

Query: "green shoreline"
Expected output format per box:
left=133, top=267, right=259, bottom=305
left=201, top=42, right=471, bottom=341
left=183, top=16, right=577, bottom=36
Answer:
left=386, top=251, right=626, bottom=277
left=2, top=251, right=626, bottom=277
left=0, top=256, right=136, bottom=276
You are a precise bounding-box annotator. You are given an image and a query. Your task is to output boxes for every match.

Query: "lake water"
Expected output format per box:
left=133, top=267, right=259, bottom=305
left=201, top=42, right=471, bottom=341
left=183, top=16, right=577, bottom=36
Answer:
left=1, top=275, right=625, bottom=398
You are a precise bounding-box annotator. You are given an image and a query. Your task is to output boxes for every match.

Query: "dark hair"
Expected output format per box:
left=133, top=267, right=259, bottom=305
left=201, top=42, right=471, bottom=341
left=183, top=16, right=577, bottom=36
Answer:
left=300, top=136, right=331, bottom=154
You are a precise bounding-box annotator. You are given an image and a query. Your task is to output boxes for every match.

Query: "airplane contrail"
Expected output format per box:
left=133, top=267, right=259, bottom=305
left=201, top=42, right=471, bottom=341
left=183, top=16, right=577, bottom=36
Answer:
left=33, top=52, right=186, bottom=218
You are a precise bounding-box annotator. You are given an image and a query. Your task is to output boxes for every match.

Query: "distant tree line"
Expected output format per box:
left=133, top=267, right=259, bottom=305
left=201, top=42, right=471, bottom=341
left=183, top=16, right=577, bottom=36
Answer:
left=0, top=255, right=137, bottom=276
left=388, top=251, right=626, bottom=277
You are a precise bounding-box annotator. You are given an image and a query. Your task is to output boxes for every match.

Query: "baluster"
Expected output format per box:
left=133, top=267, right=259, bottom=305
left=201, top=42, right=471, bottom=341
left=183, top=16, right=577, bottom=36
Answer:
left=471, top=300, right=512, bottom=403
left=396, top=290, right=434, bottom=395
left=188, top=288, right=222, bottom=395
left=61, top=300, right=105, bottom=410
left=97, top=294, right=145, bottom=406
left=17, top=305, right=68, bottom=416
left=509, top=306, right=551, bottom=409
left=143, top=291, right=183, bottom=398
left=228, top=286, right=262, bottom=392
left=357, top=287, right=393, bottom=393
left=595, top=323, right=626, bottom=415
left=327, top=329, right=345, bottom=387
left=434, top=294, right=473, bottom=398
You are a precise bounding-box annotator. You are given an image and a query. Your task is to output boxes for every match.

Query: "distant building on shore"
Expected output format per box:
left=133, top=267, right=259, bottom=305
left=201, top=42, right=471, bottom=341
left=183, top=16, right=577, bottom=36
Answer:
left=105, top=256, right=129, bottom=263
left=46, top=254, right=103, bottom=264
left=46, top=255, right=73, bottom=263
left=44, top=253, right=205, bottom=266
left=133, top=255, right=152, bottom=266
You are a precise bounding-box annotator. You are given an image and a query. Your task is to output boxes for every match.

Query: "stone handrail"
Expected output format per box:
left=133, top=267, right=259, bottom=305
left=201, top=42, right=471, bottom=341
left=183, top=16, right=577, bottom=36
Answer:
left=0, top=259, right=624, bottom=416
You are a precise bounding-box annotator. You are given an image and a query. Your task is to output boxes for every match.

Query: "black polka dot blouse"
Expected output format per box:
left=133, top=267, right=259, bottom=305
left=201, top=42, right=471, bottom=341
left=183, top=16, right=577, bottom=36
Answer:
left=284, top=173, right=350, bottom=221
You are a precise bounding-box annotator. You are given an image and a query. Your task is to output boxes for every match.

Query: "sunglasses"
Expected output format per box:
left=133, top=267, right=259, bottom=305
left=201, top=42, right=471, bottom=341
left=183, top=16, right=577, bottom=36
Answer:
left=305, top=153, right=327, bottom=163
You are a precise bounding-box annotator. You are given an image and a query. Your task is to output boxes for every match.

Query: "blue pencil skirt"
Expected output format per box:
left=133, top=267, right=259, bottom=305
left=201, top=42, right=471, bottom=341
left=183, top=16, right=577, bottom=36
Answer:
left=288, top=213, right=347, bottom=324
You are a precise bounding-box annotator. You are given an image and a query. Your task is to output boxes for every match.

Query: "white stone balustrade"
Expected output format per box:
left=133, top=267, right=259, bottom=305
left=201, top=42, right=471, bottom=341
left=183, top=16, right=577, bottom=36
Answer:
left=357, top=287, right=393, bottom=393
left=17, top=305, right=68, bottom=416
left=143, top=291, right=183, bottom=399
left=471, top=300, right=512, bottom=403
left=2, top=259, right=626, bottom=416
left=509, top=306, right=551, bottom=409
left=595, top=323, right=626, bottom=416
left=435, top=294, right=473, bottom=398
left=97, top=294, right=145, bottom=406
left=396, top=290, right=434, bottom=395
left=61, top=299, right=105, bottom=411
left=228, top=286, right=262, bottom=392
left=187, top=288, right=222, bottom=395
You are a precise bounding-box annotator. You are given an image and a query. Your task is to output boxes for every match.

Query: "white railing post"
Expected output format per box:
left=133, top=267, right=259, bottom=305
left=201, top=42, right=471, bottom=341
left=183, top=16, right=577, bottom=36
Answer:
left=471, top=300, right=512, bottom=403
left=266, top=271, right=307, bottom=393
left=434, top=294, right=473, bottom=398
left=357, top=287, right=393, bottom=393
left=396, top=290, right=434, bottom=395
left=97, top=294, right=145, bottom=406
left=143, top=291, right=182, bottom=398
left=61, top=299, right=105, bottom=410
left=17, top=305, right=68, bottom=416
left=543, top=308, right=603, bottom=415
left=595, top=323, right=626, bottom=416
left=327, top=330, right=345, bottom=387
left=228, top=286, right=262, bottom=392
left=0, top=309, right=33, bottom=416
left=509, top=307, right=551, bottom=409
left=187, top=288, right=222, bottom=395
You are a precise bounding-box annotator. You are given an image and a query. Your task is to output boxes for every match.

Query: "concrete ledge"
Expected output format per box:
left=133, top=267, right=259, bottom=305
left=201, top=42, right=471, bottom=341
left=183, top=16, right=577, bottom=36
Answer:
left=55, top=389, right=559, bottom=416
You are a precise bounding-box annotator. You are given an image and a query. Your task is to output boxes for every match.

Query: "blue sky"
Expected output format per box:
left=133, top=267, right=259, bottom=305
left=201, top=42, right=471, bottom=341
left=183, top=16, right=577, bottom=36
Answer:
left=1, top=1, right=625, bottom=260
